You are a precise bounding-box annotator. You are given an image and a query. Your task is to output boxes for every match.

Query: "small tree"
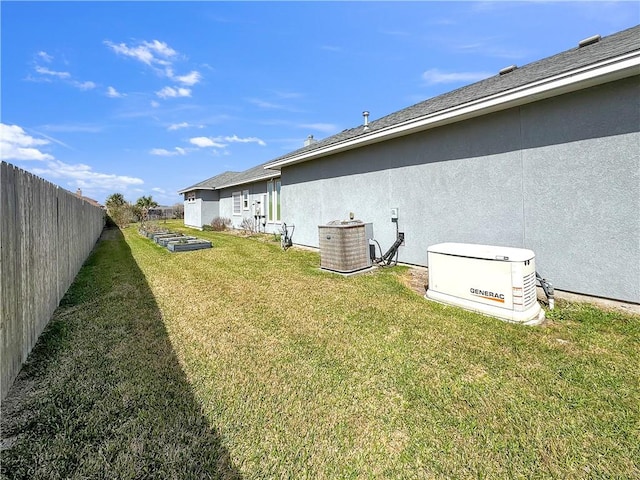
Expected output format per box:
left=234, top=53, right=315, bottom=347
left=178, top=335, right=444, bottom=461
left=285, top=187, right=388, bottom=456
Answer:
left=105, top=193, right=134, bottom=228
left=106, top=193, right=126, bottom=213
left=135, top=195, right=159, bottom=226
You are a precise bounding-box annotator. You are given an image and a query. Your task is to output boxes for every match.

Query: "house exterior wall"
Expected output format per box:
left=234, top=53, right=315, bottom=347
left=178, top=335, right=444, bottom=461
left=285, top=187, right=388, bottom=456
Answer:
left=184, top=190, right=219, bottom=229
left=281, top=77, right=639, bottom=303
left=218, top=180, right=280, bottom=234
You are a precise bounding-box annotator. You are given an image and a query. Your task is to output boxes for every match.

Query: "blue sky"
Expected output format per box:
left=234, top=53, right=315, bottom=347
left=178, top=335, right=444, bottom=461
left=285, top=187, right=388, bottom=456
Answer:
left=2, top=1, right=638, bottom=206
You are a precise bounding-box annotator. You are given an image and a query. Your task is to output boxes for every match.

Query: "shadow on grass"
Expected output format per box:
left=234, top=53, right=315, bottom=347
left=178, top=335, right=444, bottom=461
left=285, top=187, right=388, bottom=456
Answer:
left=1, top=227, right=241, bottom=479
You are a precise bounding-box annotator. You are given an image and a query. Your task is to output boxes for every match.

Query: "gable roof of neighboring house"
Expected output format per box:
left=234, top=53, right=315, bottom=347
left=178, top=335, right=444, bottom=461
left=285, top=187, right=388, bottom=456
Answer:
left=265, top=25, right=640, bottom=170
left=74, top=188, right=104, bottom=208
left=177, top=163, right=280, bottom=194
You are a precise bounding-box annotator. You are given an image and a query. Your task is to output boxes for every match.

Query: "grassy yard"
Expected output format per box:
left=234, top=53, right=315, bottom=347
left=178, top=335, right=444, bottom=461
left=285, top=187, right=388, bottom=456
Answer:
left=2, top=220, right=638, bottom=479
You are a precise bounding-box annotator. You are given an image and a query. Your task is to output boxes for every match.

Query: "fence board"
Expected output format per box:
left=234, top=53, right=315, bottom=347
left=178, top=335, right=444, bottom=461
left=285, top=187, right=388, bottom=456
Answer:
left=1, top=162, right=105, bottom=400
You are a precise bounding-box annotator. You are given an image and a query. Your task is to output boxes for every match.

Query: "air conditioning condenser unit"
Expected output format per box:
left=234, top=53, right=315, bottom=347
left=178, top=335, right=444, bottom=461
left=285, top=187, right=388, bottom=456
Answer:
left=425, top=243, right=545, bottom=325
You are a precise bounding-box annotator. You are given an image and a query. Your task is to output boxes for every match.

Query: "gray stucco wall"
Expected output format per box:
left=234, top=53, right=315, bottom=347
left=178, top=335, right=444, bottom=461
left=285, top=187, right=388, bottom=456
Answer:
left=184, top=190, right=219, bottom=228
left=219, top=181, right=281, bottom=234
left=281, top=77, right=639, bottom=302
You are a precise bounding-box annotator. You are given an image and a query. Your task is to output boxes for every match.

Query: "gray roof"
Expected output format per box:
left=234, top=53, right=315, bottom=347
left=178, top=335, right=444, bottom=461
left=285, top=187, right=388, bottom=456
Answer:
left=221, top=162, right=280, bottom=188
left=266, top=25, right=640, bottom=167
left=178, top=162, right=279, bottom=194
left=178, top=170, right=239, bottom=193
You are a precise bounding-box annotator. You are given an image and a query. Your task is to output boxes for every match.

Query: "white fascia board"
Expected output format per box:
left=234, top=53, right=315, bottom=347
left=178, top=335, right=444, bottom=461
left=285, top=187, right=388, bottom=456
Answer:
left=266, top=52, right=640, bottom=170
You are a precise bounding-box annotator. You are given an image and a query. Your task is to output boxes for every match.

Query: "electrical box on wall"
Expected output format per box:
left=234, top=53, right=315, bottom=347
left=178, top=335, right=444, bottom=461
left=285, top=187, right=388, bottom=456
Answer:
left=391, top=208, right=398, bottom=222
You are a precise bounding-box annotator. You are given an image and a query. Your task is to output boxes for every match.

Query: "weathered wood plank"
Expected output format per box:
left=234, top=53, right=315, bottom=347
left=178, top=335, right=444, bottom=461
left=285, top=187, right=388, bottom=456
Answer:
left=1, top=161, right=105, bottom=400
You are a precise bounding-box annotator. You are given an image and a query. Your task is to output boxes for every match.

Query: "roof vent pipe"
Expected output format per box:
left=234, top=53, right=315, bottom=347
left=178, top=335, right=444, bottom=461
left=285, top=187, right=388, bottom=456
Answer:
left=578, top=34, right=601, bottom=48
left=363, top=111, right=370, bottom=131
left=304, top=134, right=317, bottom=147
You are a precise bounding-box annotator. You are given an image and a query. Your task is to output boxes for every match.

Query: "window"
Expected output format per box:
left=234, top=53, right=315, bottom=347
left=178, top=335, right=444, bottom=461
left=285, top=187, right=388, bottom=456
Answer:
left=267, top=179, right=281, bottom=222
left=186, top=191, right=196, bottom=202
left=233, top=191, right=242, bottom=215
left=243, top=190, right=249, bottom=210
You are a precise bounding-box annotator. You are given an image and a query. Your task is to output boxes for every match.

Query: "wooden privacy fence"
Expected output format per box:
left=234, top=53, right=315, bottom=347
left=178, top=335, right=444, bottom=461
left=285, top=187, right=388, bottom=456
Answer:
left=1, top=162, right=105, bottom=400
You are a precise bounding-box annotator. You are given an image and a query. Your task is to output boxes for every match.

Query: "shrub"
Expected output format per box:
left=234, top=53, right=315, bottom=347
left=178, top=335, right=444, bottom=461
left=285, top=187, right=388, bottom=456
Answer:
left=240, top=217, right=256, bottom=234
left=210, top=217, right=231, bottom=231
left=108, top=204, right=135, bottom=228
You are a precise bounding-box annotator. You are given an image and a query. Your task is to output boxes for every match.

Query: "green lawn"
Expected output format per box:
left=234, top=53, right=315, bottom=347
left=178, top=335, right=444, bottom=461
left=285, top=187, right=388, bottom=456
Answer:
left=2, top=220, right=638, bottom=479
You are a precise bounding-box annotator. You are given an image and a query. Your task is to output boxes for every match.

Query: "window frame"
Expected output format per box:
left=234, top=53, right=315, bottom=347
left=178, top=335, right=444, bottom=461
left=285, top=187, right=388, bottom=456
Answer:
left=242, top=190, right=250, bottom=211
left=232, top=191, right=242, bottom=215
left=267, top=179, right=281, bottom=223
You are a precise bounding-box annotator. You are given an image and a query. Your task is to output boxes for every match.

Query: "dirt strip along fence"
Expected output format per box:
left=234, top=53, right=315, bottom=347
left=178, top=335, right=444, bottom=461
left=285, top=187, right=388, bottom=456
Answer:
left=1, top=162, right=105, bottom=400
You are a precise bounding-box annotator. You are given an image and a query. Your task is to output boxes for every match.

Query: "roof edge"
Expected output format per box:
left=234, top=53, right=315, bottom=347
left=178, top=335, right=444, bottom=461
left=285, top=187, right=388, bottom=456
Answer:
left=265, top=51, right=639, bottom=170
left=216, top=171, right=280, bottom=190
left=177, top=186, right=216, bottom=194
left=178, top=171, right=281, bottom=194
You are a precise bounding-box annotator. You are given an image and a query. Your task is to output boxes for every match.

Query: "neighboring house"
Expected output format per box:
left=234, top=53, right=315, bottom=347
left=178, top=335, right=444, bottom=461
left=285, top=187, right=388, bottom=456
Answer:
left=75, top=188, right=104, bottom=209
left=178, top=163, right=281, bottom=233
left=181, top=25, right=639, bottom=303
left=263, top=26, right=639, bottom=303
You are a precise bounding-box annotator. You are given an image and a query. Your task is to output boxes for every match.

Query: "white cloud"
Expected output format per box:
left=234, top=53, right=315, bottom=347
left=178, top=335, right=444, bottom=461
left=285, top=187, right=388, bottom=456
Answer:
left=33, top=62, right=96, bottom=91
left=149, top=147, right=187, bottom=156
left=2, top=123, right=142, bottom=193
left=152, top=187, right=166, bottom=194
left=0, top=123, right=54, bottom=161
left=31, top=160, right=144, bottom=190
left=143, top=40, right=177, bottom=59
left=167, top=122, right=203, bottom=131
left=218, top=135, right=266, bottom=146
left=150, top=100, right=160, bottom=108
left=72, top=80, right=97, bottom=90
left=156, top=86, right=191, bottom=98
left=104, top=39, right=176, bottom=66
left=105, top=39, right=203, bottom=97
left=106, top=86, right=125, bottom=98
left=188, top=134, right=266, bottom=149
left=175, top=70, right=201, bottom=86
left=422, top=68, right=493, bottom=85
left=34, top=65, right=70, bottom=79
left=189, top=137, right=226, bottom=148
left=37, top=51, right=53, bottom=63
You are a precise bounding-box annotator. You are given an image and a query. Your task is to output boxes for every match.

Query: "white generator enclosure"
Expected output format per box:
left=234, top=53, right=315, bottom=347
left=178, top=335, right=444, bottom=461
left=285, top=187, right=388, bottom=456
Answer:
left=425, top=243, right=545, bottom=325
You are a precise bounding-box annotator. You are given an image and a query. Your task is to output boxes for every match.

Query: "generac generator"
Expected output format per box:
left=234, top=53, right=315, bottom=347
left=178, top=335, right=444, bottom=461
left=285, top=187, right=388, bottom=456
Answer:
left=425, top=243, right=545, bottom=325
